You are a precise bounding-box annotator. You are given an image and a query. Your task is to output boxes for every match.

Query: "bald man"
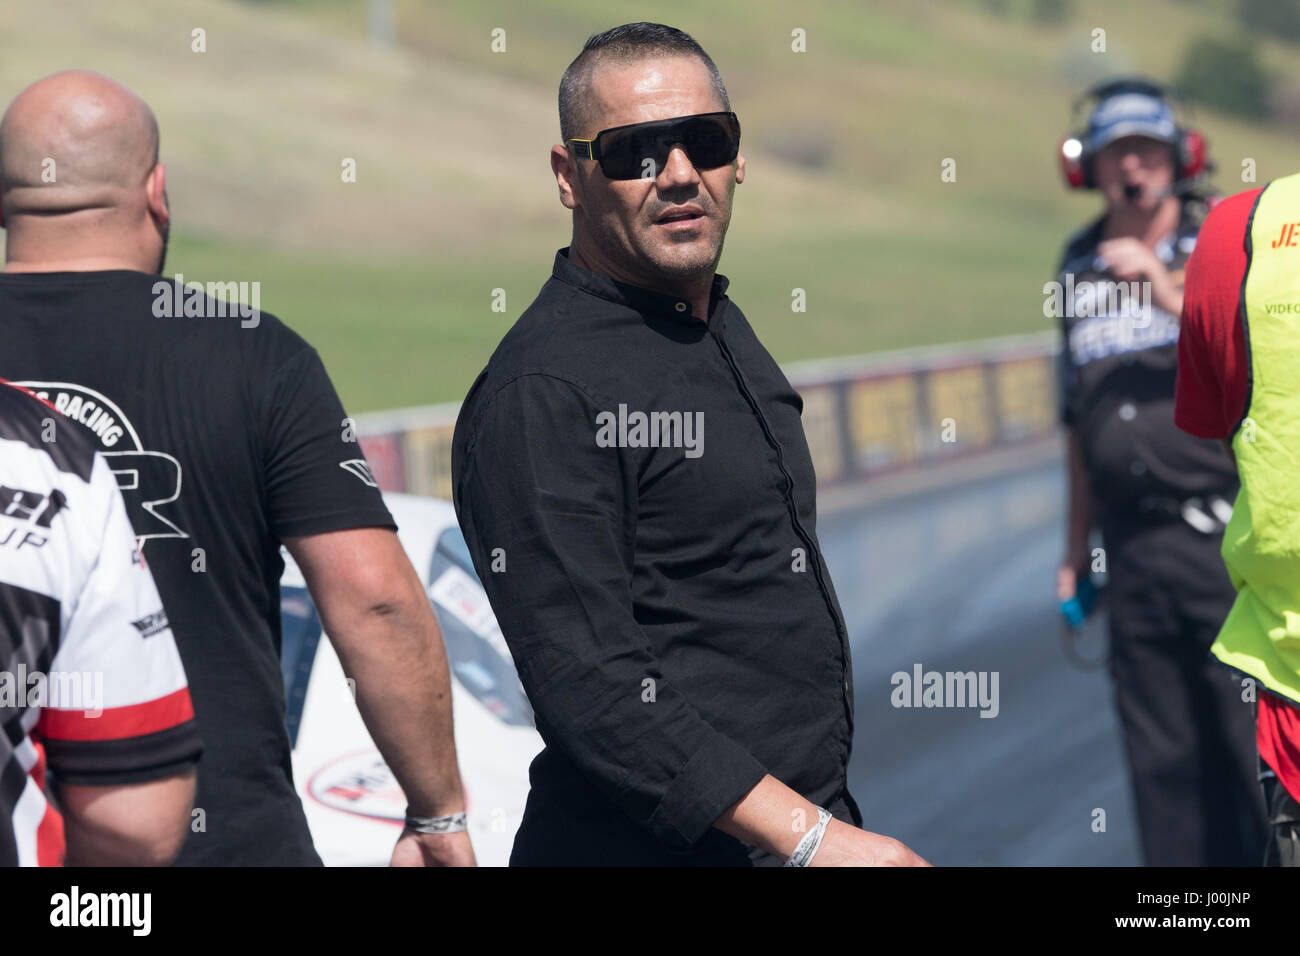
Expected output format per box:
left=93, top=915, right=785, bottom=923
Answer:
left=0, top=71, right=169, bottom=273
left=0, top=71, right=474, bottom=866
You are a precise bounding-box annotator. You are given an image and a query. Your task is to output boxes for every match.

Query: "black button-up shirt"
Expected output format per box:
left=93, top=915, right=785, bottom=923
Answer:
left=452, top=248, right=858, bottom=865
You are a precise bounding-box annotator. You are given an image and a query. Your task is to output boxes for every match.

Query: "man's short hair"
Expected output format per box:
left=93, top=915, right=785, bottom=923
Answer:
left=558, top=22, right=731, bottom=143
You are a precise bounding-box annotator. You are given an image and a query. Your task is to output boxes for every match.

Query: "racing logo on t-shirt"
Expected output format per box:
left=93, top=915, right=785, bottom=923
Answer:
left=0, top=485, right=67, bottom=528
left=12, top=381, right=187, bottom=548
left=1067, top=307, right=1180, bottom=366
left=339, top=459, right=378, bottom=488
left=0, top=485, right=67, bottom=553
left=130, top=608, right=170, bottom=638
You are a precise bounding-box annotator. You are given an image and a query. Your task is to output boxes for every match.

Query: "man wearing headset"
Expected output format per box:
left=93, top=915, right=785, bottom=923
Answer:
left=1052, top=78, right=1266, bottom=865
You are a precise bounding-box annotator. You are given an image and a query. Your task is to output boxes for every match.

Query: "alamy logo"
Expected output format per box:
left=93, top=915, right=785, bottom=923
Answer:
left=1043, top=274, right=1153, bottom=323
left=49, top=886, right=151, bottom=936
left=595, top=404, right=704, bottom=459
left=0, top=662, right=103, bottom=717
left=890, top=663, right=1000, bottom=718
left=152, top=273, right=261, bottom=328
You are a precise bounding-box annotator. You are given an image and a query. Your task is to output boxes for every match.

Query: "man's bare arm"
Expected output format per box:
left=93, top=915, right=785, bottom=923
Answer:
left=60, top=769, right=196, bottom=866
left=714, top=774, right=930, bottom=866
left=285, top=527, right=475, bottom=867
left=1058, top=427, right=1095, bottom=600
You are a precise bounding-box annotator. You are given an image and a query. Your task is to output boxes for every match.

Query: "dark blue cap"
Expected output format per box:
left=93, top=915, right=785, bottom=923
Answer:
left=1086, top=90, right=1177, bottom=153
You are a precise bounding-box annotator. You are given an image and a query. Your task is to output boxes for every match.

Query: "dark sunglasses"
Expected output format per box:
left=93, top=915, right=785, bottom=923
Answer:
left=567, top=111, right=741, bottom=180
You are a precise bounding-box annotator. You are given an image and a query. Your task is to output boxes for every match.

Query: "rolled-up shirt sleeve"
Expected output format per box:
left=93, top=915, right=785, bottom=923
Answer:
left=453, top=373, right=768, bottom=849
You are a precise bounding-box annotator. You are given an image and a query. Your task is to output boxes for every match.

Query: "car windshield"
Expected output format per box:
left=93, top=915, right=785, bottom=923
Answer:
left=280, top=585, right=322, bottom=747
left=428, top=528, right=533, bottom=727
left=278, top=526, right=533, bottom=737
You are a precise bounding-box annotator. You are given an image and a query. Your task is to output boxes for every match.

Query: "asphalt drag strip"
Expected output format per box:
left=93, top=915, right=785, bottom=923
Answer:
left=819, top=439, right=1141, bottom=865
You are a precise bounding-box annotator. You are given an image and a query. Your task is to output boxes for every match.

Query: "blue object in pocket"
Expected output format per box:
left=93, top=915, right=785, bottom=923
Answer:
left=1060, top=575, right=1098, bottom=629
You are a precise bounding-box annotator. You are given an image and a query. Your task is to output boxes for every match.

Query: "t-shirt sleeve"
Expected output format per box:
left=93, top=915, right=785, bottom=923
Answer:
left=260, top=347, right=396, bottom=539
left=1175, top=189, right=1258, bottom=440
left=39, top=454, right=203, bottom=786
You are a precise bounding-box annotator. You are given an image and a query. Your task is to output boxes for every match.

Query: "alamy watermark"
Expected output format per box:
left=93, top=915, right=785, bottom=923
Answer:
left=50, top=886, right=151, bottom=936
left=0, top=663, right=103, bottom=716
left=890, top=663, right=999, bottom=718
left=1043, top=274, right=1153, bottom=325
left=152, top=274, right=260, bottom=328
left=595, top=404, right=704, bottom=459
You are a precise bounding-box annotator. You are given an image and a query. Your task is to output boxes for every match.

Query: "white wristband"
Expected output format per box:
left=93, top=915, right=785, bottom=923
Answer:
left=784, top=806, right=832, bottom=867
left=404, top=810, right=468, bottom=834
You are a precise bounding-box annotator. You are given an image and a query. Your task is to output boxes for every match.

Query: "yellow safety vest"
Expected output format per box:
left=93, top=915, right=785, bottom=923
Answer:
left=1213, top=173, right=1300, bottom=705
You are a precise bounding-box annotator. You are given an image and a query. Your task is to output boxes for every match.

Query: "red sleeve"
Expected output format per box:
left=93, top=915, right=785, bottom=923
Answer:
left=1174, top=189, right=1259, bottom=439
left=1257, top=692, right=1300, bottom=804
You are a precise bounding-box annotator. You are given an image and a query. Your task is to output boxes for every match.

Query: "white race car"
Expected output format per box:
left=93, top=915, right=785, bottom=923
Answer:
left=279, top=493, right=542, bottom=866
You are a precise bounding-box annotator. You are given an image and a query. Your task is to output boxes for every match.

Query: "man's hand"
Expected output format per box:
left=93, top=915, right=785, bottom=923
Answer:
left=811, top=821, right=931, bottom=867
left=390, top=829, right=477, bottom=867
left=1057, top=549, right=1090, bottom=602
left=1097, top=237, right=1182, bottom=316
left=715, top=774, right=930, bottom=866
left=1060, top=427, right=1094, bottom=603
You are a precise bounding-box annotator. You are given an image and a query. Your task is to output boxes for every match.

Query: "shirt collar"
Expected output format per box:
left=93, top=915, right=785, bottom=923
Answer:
left=551, top=247, right=730, bottom=325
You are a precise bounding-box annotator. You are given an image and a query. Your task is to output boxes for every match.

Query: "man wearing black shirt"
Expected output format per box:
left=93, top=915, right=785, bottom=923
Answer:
left=1052, top=79, right=1264, bottom=864
left=0, top=70, right=473, bottom=866
left=453, top=22, right=928, bottom=867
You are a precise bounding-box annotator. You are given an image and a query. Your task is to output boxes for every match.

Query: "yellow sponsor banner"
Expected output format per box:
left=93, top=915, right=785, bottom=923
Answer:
left=994, top=356, right=1056, bottom=439
left=402, top=424, right=456, bottom=500
left=848, top=374, right=921, bottom=470
left=371, top=344, right=1059, bottom=500
left=798, top=384, right=844, bottom=484
left=926, top=365, right=993, bottom=451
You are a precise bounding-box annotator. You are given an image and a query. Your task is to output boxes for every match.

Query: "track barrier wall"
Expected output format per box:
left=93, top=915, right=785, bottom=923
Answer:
left=354, top=332, right=1061, bottom=501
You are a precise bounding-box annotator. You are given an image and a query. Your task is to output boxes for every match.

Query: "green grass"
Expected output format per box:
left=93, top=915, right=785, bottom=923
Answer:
left=168, top=212, right=1064, bottom=411
left=167, top=232, right=552, bottom=411
left=6, top=0, right=1300, bottom=410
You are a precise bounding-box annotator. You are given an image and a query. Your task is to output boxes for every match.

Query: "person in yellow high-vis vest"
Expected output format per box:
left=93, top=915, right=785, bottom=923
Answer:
left=1177, top=176, right=1300, bottom=867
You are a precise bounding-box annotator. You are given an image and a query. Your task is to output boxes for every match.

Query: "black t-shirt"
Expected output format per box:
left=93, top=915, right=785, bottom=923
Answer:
left=1055, top=198, right=1237, bottom=525
left=0, top=270, right=395, bottom=865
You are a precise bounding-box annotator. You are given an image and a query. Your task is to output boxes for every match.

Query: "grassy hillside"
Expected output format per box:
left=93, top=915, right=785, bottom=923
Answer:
left=3, top=0, right=1299, bottom=410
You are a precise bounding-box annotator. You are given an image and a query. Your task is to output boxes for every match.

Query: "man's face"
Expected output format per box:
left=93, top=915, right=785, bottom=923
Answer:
left=555, top=56, right=745, bottom=285
left=1093, top=134, right=1176, bottom=212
